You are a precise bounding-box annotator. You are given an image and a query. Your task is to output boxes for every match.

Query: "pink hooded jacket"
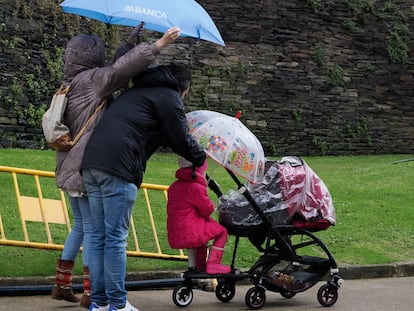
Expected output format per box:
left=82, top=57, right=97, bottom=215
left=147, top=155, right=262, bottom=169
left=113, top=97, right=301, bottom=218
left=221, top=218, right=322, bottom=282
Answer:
left=167, top=161, right=222, bottom=249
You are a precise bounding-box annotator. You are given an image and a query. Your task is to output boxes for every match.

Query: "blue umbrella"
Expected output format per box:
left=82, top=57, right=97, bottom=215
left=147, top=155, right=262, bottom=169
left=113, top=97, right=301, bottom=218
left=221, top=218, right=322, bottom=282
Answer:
left=60, top=0, right=225, bottom=46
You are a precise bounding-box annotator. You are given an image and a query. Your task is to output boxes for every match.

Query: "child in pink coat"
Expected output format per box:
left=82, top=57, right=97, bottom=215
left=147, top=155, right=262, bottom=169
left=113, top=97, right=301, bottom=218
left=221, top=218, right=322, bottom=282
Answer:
left=167, top=157, right=231, bottom=274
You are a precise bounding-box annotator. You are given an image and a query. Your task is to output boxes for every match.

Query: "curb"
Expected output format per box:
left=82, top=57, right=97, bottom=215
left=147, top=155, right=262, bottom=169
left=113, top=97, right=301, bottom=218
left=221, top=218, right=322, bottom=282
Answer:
left=1, top=262, right=413, bottom=295
left=338, top=262, right=414, bottom=279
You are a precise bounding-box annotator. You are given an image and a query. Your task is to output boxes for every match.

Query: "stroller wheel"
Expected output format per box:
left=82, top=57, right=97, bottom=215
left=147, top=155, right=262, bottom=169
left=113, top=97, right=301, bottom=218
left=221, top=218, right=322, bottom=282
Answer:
left=215, top=281, right=236, bottom=303
left=317, top=283, right=338, bottom=307
left=245, top=287, right=266, bottom=310
left=280, top=290, right=296, bottom=299
left=172, top=285, right=193, bottom=308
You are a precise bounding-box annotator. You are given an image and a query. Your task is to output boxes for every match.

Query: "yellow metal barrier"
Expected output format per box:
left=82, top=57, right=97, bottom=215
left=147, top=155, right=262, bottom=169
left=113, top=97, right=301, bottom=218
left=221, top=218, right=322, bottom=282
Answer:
left=0, top=165, right=186, bottom=261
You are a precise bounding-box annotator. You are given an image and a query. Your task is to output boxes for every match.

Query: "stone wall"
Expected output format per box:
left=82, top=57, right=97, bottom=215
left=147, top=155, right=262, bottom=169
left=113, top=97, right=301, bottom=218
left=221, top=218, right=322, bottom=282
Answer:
left=0, top=0, right=413, bottom=156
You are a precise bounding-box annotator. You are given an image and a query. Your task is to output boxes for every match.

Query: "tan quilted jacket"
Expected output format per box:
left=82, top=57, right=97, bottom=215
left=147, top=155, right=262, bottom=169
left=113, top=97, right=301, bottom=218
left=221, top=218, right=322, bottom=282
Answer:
left=55, top=34, right=160, bottom=194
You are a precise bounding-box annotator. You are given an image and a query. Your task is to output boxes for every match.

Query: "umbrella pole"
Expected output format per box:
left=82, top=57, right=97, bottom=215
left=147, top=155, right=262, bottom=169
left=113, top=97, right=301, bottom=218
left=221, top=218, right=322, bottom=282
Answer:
left=206, top=174, right=223, bottom=197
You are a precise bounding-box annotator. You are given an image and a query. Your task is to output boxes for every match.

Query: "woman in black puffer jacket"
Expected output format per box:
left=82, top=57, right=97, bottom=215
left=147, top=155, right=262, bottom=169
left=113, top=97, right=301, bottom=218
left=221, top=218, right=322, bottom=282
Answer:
left=80, top=62, right=206, bottom=311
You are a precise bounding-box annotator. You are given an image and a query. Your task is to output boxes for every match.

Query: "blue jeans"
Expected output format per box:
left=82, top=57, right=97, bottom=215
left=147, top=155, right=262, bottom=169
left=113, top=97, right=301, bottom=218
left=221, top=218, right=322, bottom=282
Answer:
left=61, top=195, right=93, bottom=266
left=82, top=169, right=137, bottom=308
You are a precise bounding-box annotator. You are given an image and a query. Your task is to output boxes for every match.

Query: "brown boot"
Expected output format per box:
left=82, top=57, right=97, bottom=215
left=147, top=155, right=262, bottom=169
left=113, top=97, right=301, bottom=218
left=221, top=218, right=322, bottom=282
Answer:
left=80, top=266, right=91, bottom=309
left=51, top=258, right=80, bottom=303
left=206, top=246, right=231, bottom=274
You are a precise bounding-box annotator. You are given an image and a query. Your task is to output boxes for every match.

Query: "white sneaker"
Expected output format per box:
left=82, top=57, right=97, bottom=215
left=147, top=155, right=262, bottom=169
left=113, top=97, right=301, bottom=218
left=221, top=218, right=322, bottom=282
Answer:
left=109, top=300, right=139, bottom=311
left=89, top=302, right=110, bottom=311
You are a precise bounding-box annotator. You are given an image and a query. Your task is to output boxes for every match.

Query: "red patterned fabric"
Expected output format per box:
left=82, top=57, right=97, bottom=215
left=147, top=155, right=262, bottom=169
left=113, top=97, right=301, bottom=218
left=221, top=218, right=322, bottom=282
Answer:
left=276, top=157, right=336, bottom=226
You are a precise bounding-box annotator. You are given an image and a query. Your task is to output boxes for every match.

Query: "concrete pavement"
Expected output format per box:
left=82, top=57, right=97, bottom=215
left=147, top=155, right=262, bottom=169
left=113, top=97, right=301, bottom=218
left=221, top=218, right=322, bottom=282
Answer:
left=0, top=277, right=413, bottom=310
left=1, top=263, right=413, bottom=310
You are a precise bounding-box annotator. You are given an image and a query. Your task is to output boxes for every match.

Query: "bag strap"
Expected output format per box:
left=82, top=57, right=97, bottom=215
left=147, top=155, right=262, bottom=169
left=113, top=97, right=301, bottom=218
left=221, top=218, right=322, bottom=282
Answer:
left=71, top=99, right=107, bottom=147
left=56, top=84, right=70, bottom=95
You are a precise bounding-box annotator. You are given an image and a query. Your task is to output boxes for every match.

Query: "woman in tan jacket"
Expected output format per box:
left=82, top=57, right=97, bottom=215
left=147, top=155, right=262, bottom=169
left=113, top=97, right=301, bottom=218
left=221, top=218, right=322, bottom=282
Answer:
left=51, top=25, right=180, bottom=310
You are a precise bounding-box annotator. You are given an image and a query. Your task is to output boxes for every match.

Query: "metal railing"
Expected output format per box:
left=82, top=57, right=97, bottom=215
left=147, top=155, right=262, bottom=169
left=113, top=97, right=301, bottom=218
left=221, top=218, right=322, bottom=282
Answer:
left=0, top=165, right=186, bottom=261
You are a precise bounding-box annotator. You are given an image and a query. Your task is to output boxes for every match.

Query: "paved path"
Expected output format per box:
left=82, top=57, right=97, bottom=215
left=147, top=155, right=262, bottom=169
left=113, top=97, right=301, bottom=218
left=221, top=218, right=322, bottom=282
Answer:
left=0, top=277, right=413, bottom=310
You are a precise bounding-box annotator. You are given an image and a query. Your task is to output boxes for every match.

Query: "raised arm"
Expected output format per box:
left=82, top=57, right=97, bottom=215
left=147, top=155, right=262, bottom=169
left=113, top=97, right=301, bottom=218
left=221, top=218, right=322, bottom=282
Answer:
left=155, top=27, right=181, bottom=50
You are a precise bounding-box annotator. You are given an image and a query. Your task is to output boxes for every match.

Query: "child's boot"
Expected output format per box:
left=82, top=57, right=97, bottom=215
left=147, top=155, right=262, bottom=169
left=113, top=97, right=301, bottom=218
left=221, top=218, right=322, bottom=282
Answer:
left=196, top=245, right=212, bottom=290
left=80, top=266, right=91, bottom=309
left=51, top=258, right=80, bottom=302
left=206, top=246, right=231, bottom=274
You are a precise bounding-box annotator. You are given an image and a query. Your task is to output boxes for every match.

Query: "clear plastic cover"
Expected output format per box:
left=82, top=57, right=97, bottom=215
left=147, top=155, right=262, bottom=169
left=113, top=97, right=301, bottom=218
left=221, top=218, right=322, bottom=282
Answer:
left=277, top=156, right=336, bottom=225
left=217, top=156, right=336, bottom=228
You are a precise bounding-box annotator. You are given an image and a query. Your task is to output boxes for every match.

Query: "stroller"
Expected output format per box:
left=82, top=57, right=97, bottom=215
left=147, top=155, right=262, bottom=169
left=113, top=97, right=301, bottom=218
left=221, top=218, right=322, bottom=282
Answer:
left=171, top=156, right=343, bottom=309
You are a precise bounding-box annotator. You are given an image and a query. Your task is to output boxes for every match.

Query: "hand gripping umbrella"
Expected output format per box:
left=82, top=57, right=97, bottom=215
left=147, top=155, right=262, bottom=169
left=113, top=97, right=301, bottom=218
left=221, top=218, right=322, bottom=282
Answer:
left=187, top=110, right=265, bottom=183
left=60, top=0, right=225, bottom=46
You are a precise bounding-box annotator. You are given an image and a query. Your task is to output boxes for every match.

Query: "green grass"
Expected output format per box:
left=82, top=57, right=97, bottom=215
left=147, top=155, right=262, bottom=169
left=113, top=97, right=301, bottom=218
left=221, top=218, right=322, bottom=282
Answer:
left=0, top=149, right=413, bottom=277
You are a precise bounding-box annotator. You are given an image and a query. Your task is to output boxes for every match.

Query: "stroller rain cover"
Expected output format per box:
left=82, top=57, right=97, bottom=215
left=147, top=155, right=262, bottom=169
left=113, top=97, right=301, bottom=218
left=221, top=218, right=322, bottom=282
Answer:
left=218, top=156, right=336, bottom=229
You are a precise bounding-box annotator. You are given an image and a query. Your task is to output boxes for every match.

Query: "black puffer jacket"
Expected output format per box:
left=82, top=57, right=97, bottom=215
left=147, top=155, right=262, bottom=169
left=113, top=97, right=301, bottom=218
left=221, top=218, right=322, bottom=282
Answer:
left=80, top=65, right=206, bottom=187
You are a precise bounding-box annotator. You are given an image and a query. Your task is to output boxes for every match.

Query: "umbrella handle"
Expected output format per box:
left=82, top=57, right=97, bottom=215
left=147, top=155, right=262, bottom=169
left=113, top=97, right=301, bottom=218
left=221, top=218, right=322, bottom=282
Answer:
left=206, top=174, right=223, bottom=197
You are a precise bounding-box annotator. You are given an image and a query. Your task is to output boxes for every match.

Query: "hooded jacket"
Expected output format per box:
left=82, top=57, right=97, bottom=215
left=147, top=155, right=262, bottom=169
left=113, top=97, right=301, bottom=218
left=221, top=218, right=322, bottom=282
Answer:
left=55, top=34, right=160, bottom=194
left=167, top=161, right=224, bottom=249
left=80, top=65, right=206, bottom=187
